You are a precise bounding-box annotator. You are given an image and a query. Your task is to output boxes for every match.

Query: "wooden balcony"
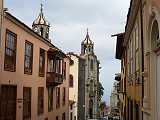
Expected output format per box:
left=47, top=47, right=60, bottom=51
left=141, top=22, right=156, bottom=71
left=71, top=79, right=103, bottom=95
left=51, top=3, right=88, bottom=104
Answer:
left=46, top=72, right=63, bottom=87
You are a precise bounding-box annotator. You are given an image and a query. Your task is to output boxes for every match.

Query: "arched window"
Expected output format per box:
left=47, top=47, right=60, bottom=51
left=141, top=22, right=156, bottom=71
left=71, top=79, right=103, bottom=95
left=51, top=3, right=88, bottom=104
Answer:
left=40, top=27, right=44, bottom=36
left=70, top=59, right=74, bottom=66
left=151, top=20, right=160, bottom=49
left=90, top=59, right=94, bottom=70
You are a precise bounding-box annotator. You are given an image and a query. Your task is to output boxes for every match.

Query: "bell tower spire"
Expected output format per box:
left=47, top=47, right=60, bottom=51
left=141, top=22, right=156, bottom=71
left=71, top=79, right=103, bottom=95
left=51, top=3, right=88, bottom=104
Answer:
left=40, top=3, right=43, bottom=13
left=32, top=3, right=50, bottom=41
left=81, top=29, right=94, bottom=55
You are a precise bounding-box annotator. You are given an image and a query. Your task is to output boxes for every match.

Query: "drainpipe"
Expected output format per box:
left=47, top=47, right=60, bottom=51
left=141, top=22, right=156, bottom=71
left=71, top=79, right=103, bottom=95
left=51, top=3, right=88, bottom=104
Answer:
left=0, top=0, right=3, bottom=48
left=0, top=0, right=3, bottom=73
left=140, top=0, right=144, bottom=119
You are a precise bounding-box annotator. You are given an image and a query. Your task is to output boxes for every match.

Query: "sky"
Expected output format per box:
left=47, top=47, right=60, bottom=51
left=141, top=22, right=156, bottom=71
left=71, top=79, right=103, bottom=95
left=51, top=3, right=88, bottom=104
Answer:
left=5, top=0, right=130, bottom=105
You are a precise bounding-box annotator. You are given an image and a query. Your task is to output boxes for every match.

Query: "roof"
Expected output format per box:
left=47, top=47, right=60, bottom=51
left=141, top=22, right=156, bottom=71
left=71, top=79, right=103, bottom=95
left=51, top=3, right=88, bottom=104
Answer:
left=67, top=52, right=85, bottom=59
left=81, top=29, right=94, bottom=45
left=32, top=4, right=50, bottom=26
left=113, top=32, right=125, bottom=59
left=5, top=11, right=66, bottom=57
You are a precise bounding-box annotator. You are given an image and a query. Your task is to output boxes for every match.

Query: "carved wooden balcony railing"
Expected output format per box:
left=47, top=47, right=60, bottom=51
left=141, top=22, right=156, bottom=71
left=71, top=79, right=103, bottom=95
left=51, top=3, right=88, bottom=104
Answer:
left=46, top=72, right=63, bottom=87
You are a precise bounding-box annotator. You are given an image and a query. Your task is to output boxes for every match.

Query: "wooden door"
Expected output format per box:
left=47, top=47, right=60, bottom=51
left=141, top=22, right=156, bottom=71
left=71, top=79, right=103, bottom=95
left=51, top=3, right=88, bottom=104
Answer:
left=23, top=87, right=31, bottom=120
left=0, top=85, right=17, bottom=120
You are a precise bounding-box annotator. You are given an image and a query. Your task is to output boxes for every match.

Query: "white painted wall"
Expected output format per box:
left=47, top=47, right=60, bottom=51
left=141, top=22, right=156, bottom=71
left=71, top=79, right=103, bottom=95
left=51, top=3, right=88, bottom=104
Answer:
left=69, top=55, right=79, bottom=120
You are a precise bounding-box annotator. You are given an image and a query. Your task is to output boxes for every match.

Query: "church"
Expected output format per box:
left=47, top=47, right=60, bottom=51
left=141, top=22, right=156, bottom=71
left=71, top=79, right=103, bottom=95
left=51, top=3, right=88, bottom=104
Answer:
left=81, top=30, right=100, bottom=119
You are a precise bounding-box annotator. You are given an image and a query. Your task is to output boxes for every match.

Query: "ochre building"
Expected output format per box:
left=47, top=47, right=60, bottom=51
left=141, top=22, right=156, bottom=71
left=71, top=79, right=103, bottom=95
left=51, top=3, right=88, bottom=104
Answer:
left=0, top=5, right=69, bottom=120
left=115, top=0, right=160, bottom=120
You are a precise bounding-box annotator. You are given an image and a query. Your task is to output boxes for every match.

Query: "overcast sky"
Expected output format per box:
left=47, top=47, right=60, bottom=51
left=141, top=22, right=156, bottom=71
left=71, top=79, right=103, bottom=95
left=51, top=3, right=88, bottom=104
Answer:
left=5, top=0, right=130, bottom=104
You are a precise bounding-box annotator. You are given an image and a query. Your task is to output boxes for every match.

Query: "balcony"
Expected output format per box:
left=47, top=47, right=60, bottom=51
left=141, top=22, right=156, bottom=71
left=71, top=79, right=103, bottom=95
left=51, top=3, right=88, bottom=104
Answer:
left=46, top=72, right=63, bottom=87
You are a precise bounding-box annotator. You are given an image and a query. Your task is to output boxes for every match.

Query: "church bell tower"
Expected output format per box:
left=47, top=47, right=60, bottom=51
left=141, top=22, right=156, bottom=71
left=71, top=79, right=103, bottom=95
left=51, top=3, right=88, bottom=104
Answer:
left=81, top=29, right=94, bottom=55
left=32, top=4, right=50, bottom=41
left=80, top=29, right=99, bottom=119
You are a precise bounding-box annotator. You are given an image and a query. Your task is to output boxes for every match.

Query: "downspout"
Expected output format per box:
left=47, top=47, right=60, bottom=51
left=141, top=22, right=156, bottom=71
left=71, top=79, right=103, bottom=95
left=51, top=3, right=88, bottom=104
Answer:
left=0, top=0, right=3, bottom=73
left=140, top=0, right=144, bottom=119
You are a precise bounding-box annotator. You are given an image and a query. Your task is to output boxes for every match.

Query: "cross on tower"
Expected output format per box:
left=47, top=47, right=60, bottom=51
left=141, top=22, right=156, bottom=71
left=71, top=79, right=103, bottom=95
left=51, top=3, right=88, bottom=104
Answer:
left=40, top=3, right=43, bottom=13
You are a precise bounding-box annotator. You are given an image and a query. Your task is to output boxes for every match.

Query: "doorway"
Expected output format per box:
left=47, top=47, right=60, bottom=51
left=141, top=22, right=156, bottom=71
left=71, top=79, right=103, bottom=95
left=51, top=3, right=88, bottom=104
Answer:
left=0, top=85, right=17, bottom=120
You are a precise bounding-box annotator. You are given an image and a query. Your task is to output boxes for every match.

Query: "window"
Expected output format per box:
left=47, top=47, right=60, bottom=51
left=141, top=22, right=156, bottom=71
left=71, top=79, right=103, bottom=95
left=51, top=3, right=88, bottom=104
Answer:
left=63, top=62, right=66, bottom=80
left=62, top=113, right=65, bottom=120
left=56, top=87, right=60, bottom=108
left=69, top=75, right=73, bottom=87
left=62, top=87, right=66, bottom=106
left=38, top=87, right=44, bottom=115
left=24, top=41, right=33, bottom=74
left=135, top=25, right=139, bottom=50
left=48, top=87, right=53, bottom=112
left=70, top=59, right=74, bottom=66
left=70, top=104, right=73, bottom=110
left=135, top=24, right=140, bottom=81
left=39, top=48, right=45, bottom=76
left=23, top=87, right=31, bottom=120
left=48, top=57, right=55, bottom=72
left=136, top=52, right=139, bottom=71
left=55, top=59, right=63, bottom=74
left=48, top=57, right=63, bottom=75
left=40, top=27, right=43, bottom=36
left=151, top=20, right=160, bottom=48
left=4, top=30, right=17, bottom=71
left=90, top=59, right=94, bottom=70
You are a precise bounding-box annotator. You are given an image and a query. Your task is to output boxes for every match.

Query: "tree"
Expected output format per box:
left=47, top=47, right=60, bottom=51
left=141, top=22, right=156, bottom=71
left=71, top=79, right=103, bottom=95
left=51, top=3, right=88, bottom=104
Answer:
left=97, top=81, right=104, bottom=117
left=99, top=101, right=107, bottom=117
left=99, top=101, right=106, bottom=111
left=97, top=81, right=104, bottom=102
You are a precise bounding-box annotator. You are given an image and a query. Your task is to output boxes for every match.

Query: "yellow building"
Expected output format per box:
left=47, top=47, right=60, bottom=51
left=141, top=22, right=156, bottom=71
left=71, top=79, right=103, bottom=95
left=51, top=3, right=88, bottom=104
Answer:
left=115, top=0, right=160, bottom=120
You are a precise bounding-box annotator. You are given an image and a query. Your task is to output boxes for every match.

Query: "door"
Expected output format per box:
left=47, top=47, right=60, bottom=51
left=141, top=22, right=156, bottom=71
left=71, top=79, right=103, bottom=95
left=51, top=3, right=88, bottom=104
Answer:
left=23, top=87, right=31, bottom=120
left=0, top=85, right=17, bottom=120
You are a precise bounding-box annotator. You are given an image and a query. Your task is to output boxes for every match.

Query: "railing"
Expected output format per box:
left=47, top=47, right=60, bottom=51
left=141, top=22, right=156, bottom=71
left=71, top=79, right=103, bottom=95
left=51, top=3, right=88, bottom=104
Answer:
left=46, top=72, right=63, bottom=87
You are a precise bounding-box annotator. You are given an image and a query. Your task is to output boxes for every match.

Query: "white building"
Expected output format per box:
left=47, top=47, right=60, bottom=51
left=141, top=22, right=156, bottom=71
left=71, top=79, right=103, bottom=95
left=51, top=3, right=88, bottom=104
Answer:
left=109, top=81, right=120, bottom=117
left=110, top=82, right=119, bottom=109
left=68, top=53, right=86, bottom=120
left=68, top=54, right=79, bottom=120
